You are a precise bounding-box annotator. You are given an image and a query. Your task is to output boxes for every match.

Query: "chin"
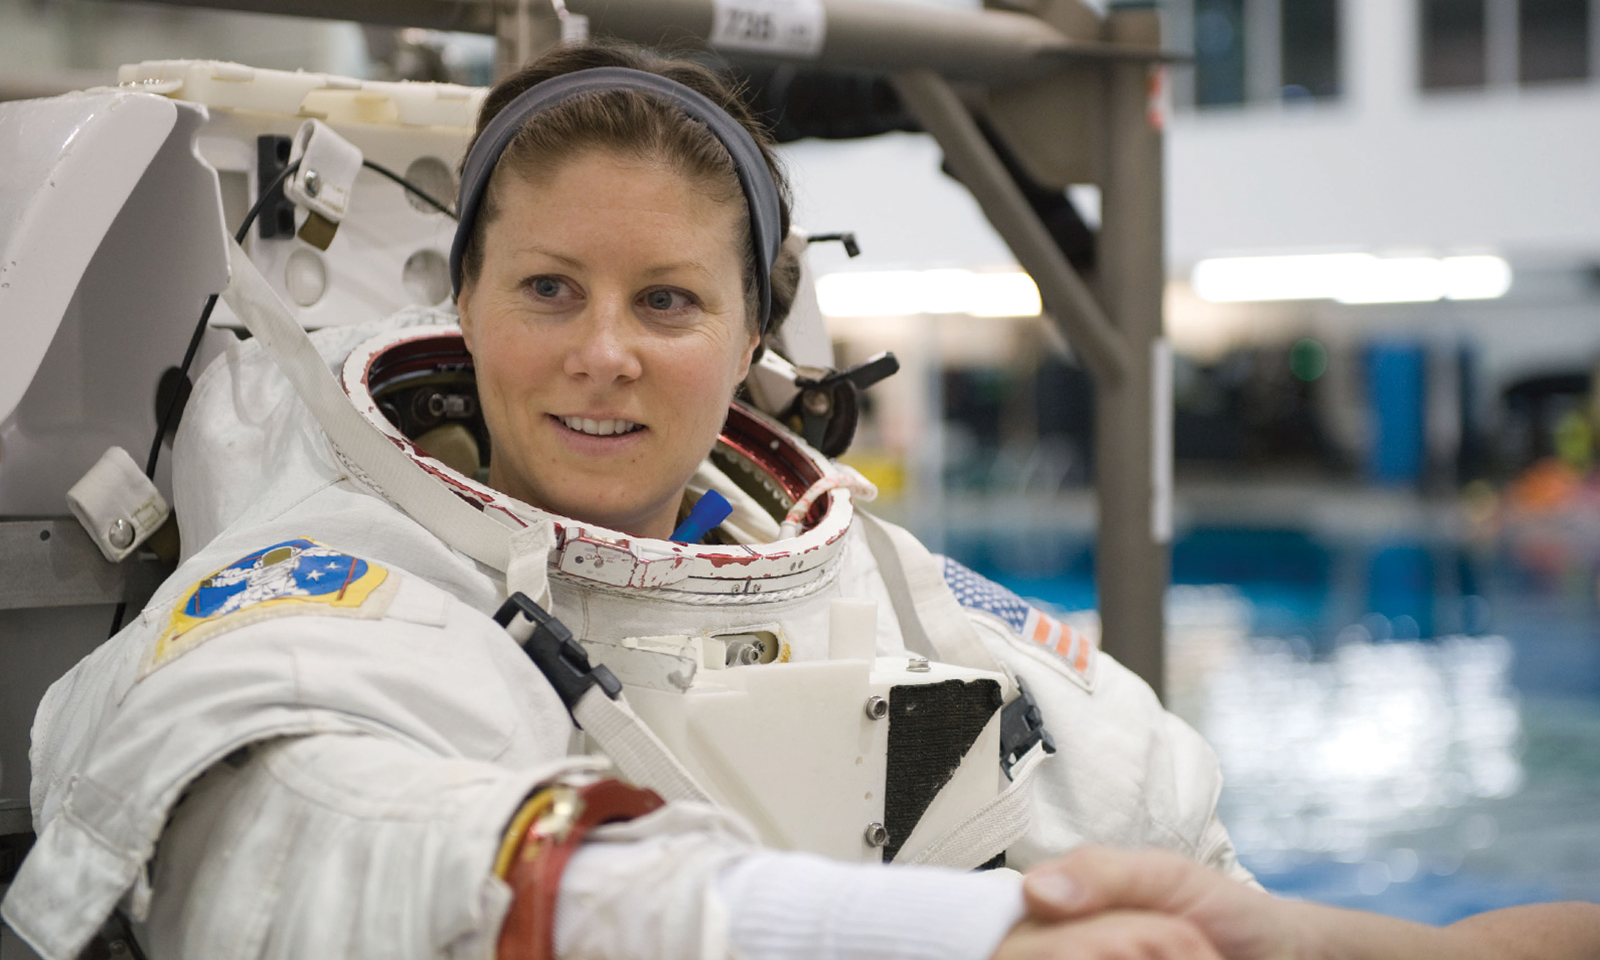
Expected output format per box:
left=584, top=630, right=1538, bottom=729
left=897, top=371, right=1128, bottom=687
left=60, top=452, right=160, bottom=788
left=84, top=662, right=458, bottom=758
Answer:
left=548, top=492, right=656, bottom=534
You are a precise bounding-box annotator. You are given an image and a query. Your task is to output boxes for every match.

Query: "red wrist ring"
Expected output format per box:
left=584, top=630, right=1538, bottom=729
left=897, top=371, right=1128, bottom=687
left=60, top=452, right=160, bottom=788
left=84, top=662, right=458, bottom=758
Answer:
left=496, top=779, right=666, bottom=960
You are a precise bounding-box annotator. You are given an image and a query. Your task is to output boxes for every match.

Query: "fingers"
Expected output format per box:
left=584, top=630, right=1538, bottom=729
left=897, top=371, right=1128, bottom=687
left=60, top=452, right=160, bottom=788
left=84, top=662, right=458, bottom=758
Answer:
left=1023, top=847, right=1207, bottom=921
left=992, top=912, right=1227, bottom=960
left=1019, top=847, right=1299, bottom=960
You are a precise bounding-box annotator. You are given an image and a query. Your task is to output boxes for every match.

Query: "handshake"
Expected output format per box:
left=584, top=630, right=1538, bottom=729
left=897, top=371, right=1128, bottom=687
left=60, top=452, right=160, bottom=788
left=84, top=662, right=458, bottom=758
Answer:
left=995, top=847, right=1600, bottom=960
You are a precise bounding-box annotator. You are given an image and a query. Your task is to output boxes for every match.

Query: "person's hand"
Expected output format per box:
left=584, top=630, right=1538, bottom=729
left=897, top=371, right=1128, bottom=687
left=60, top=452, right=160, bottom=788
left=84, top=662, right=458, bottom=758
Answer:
left=990, top=912, right=1227, bottom=960
left=1015, top=845, right=1600, bottom=960
left=1017, top=847, right=1299, bottom=960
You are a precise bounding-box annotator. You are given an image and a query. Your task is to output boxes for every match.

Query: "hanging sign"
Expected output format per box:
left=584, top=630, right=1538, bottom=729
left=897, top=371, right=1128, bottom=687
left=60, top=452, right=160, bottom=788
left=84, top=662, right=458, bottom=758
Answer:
left=710, top=0, right=826, bottom=59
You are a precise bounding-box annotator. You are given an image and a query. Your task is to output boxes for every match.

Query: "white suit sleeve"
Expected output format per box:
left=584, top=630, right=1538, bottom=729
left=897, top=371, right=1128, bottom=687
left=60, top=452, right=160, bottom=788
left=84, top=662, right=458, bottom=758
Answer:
left=556, top=841, right=1024, bottom=960
left=147, top=733, right=1026, bottom=960
left=144, top=733, right=552, bottom=960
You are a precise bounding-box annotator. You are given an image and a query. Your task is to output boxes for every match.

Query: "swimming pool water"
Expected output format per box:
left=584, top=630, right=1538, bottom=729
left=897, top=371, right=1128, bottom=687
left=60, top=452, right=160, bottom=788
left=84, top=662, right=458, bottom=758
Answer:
left=949, top=523, right=1600, bottom=922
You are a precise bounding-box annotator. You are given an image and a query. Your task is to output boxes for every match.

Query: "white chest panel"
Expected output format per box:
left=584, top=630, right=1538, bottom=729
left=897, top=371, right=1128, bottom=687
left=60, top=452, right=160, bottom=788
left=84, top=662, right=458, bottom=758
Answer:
left=581, top=600, right=1006, bottom=864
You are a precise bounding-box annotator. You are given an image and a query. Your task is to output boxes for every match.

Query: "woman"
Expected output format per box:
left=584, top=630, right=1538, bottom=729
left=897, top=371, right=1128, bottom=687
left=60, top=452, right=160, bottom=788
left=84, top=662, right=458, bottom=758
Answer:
left=4, top=42, right=1247, bottom=960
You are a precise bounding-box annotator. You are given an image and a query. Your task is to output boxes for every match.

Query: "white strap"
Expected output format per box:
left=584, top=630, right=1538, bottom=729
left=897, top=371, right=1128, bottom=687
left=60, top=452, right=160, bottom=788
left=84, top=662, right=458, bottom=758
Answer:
left=903, top=740, right=1051, bottom=870
left=858, top=511, right=939, bottom=660
left=65, top=445, right=170, bottom=563
left=858, top=512, right=1002, bottom=673
left=572, top=686, right=714, bottom=805
left=285, top=119, right=361, bottom=223
left=220, top=240, right=518, bottom=573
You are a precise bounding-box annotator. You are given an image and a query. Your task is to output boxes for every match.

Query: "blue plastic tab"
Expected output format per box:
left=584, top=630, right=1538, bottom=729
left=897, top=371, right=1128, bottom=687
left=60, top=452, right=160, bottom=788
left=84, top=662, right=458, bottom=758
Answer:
left=670, top=489, right=733, bottom=543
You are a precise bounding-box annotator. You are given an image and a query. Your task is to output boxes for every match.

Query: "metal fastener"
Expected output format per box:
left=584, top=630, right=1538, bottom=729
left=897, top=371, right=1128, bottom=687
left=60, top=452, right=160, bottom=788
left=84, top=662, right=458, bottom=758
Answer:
left=863, top=822, right=889, bottom=847
left=303, top=168, right=321, bottom=197
left=725, top=640, right=761, bottom=666
left=802, top=388, right=831, bottom=416
left=107, top=518, right=134, bottom=550
left=863, top=695, right=888, bottom=720
left=907, top=655, right=931, bottom=673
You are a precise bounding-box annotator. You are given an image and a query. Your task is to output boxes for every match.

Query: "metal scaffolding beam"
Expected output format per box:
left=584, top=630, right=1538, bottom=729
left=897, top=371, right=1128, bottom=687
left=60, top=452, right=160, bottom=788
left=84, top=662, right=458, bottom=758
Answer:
left=891, top=69, right=1130, bottom=387
left=1093, top=7, right=1170, bottom=698
left=893, top=8, right=1168, bottom=697
left=110, top=0, right=1163, bottom=80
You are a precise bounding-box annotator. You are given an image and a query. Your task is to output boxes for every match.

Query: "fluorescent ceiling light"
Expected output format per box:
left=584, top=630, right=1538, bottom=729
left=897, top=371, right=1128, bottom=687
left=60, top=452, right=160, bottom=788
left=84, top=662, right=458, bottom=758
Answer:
left=1192, top=253, right=1512, bottom=305
left=816, top=269, right=1042, bottom=318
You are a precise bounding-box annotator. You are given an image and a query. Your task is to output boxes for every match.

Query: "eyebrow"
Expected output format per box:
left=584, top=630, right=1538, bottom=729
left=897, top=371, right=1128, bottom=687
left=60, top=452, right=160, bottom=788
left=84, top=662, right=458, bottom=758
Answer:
left=642, top=260, right=714, bottom=280
left=511, top=245, right=716, bottom=282
left=511, top=245, right=584, bottom=269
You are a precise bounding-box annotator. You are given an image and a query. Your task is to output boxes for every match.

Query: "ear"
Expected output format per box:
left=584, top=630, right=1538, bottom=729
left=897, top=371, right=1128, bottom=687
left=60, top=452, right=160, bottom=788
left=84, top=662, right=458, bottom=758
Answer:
left=455, top=282, right=476, bottom=353
left=734, top=329, right=761, bottom=382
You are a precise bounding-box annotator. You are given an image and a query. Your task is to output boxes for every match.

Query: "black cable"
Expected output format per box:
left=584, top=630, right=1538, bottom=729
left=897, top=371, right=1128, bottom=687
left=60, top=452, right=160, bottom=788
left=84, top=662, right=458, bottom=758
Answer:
left=143, top=159, right=301, bottom=480
left=142, top=159, right=454, bottom=483
left=114, top=908, right=151, bottom=960
left=122, top=161, right=299, bottom=640
left=361, top=158, right=458, bottom=219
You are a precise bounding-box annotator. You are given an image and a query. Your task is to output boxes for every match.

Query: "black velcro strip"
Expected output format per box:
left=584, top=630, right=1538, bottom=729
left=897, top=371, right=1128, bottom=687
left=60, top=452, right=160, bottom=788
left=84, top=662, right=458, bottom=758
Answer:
left=882, top=678, right=1003, bottom=863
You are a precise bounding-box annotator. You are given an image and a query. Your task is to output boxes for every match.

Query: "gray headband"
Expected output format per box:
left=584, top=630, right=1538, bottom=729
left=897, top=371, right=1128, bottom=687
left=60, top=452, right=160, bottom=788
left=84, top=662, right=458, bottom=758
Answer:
left=450, top=66, right=783, bottom=333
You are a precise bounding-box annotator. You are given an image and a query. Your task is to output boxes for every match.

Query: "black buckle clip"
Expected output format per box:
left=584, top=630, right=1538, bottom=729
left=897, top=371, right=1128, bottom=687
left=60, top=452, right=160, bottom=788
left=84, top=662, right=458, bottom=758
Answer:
left=787, top=351, right=901, bottom=457
left=999, top=680, right=1056, bottom=780
left=494, top=592, right=621, bottom=726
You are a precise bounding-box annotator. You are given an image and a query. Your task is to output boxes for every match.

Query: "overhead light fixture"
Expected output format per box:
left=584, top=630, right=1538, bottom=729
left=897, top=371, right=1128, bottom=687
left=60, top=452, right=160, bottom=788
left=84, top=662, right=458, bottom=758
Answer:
left=816, top=269, right=1042, bottom=318
left=1191, top=253, right=1512, bottom=305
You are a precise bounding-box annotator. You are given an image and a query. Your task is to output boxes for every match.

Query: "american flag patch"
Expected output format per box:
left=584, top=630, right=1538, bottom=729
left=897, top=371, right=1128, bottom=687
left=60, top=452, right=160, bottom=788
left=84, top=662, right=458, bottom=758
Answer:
left=940, top=557, right=1095, bottom=685
left=1021, top=606, right=1094, bottom=681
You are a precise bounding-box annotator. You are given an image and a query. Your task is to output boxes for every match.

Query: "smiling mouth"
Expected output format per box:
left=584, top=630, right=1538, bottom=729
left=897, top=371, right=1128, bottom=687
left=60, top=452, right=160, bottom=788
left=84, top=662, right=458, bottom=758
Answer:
left=554, top=415, right=645, bottom=438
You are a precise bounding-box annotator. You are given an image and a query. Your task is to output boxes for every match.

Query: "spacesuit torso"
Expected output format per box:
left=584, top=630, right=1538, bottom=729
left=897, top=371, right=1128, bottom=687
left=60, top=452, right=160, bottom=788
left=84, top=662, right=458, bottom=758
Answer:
left=4, top=305, right=1249, bottom=960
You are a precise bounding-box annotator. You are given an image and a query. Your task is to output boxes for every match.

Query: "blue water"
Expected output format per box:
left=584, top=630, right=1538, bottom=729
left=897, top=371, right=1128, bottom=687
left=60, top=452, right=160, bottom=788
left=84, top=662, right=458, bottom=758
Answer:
left=948, top=526, right=1511, bottom=647
left=947, top=522, right=1600, bottom=923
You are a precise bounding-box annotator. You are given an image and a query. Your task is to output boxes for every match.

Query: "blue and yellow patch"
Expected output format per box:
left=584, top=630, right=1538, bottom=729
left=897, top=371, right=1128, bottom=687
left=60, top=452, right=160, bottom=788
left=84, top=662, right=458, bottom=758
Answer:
left=149, top=538, right=391, bottom=674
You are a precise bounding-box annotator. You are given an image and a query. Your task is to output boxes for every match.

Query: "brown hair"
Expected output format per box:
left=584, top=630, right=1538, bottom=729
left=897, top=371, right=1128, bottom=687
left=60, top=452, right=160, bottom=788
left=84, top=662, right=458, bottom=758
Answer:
left=459, top=41, right=801, bottom=336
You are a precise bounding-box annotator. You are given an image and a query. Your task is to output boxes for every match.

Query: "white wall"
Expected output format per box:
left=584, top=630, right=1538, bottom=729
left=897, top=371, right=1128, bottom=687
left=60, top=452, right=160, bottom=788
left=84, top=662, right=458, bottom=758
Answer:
left=779, top=132, right=1017, bottom=276
left=1164, top=0, right=1600, bottom=387
left=1167, top=0, right=1600, bottom=270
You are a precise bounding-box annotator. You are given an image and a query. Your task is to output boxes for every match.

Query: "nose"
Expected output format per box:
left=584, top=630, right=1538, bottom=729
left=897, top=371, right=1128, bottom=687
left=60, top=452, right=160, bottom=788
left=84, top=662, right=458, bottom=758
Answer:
left=563, top=292, right=643, bottom=385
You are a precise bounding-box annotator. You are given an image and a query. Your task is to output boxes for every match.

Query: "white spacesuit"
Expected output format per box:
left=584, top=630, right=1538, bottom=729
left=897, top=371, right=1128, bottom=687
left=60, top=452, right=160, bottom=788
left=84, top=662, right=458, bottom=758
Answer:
left=2, top=299, right=1249, bottom=960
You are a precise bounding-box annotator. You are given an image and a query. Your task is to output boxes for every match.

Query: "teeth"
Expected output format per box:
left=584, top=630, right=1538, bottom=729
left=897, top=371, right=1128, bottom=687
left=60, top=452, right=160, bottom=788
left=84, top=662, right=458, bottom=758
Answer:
left=562, top=416, right=640, bottom=437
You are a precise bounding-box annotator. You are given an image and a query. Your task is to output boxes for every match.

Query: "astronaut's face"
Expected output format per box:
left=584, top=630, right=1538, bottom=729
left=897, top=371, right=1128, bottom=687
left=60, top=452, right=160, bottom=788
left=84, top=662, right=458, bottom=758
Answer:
left=457, top=148, right=759, bottom=539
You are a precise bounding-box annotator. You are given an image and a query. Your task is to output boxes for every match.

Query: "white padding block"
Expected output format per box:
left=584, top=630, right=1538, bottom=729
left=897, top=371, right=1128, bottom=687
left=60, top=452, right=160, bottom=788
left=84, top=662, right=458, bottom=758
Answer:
left=829, top=598, right=877, bottom=661
left=66, top=446, right=170, bottom=562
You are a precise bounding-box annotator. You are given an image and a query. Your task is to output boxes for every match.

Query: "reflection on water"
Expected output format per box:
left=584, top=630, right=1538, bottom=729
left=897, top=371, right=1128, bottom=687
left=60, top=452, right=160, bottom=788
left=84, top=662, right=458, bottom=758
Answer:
left=1166, top=588, right=1522, bottom=864
left=1157, top=584, right=1600, bottom=921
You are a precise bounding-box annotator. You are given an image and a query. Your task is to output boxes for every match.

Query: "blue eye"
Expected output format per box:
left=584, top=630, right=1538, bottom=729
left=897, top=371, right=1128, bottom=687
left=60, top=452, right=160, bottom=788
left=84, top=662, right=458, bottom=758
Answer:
left=642, top=288, right=698, bottom=314
left=532, top=277, right=563, bottom=298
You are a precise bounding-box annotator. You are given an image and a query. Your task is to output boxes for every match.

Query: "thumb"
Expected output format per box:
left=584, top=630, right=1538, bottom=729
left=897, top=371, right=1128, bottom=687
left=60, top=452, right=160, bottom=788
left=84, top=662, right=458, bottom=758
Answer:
left=1021, top=846, right=1211, bottom=922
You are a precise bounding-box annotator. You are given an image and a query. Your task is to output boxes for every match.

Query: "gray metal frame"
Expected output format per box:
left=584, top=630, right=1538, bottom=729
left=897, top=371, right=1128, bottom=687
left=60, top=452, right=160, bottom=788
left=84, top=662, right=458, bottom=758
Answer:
left=0, top=520, right=169, bottom=613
